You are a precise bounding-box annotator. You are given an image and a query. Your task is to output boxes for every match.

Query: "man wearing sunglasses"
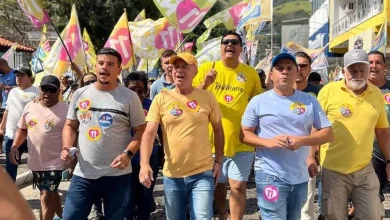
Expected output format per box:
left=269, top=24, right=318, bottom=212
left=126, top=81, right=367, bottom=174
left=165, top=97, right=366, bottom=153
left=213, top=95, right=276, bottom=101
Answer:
left=1, top=67, right=39, bottom=181
left=295, top=52, right=321, bottom=97
left=10, top=75, right=68, bottom=220
left=193, top=31, right=262, bottom=220
left=61, top=48, right=145, bottom=220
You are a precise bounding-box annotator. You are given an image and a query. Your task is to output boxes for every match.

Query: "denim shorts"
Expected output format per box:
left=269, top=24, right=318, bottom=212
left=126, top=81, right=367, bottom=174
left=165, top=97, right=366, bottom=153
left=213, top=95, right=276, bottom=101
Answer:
left=32, top=170, right=63, bottom=192
left=216, top=152, right=254, bottom=183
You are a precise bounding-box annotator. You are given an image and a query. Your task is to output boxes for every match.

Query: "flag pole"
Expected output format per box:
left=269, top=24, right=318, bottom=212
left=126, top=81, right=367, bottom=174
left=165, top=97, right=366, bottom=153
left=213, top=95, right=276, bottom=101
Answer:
left=124, top=8, right=137, bottom=72
left=270, top=0, right=273, bottom=56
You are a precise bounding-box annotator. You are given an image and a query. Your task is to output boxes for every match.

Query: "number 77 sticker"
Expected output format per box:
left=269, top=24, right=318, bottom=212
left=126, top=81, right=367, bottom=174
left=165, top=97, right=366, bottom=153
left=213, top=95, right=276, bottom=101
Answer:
left=87, top=126, right=101, bottom=142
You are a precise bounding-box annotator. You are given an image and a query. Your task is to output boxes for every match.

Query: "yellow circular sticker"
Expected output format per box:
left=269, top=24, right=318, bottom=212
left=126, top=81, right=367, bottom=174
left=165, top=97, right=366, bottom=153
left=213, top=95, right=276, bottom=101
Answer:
left=87, top=126, right=102, bottom=142
left=384, top=93, right=390, bottom=104
left=339, top=103, right=353, bottom=118
left=290, top=102, right=306, bottom=115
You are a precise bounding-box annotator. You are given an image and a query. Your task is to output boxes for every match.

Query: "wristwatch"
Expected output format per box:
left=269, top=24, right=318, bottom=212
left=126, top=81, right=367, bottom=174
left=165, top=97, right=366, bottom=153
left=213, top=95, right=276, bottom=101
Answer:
left=122, top=150, right=134, bottom=159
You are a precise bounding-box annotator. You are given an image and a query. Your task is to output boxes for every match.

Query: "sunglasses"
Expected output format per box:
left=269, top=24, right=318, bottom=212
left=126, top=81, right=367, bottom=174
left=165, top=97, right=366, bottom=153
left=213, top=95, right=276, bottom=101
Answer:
left=221, top=39, right=240, bottom=46
left=41, top=86, right=58, bottom=94
left=84, top=80, right=96, bottom=86
left=297, top=64, right=309, bottom=70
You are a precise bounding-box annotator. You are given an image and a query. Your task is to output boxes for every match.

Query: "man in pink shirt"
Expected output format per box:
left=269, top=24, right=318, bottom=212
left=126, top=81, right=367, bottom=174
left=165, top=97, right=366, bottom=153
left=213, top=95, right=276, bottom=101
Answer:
left=9, top=75, right=68, bottom=220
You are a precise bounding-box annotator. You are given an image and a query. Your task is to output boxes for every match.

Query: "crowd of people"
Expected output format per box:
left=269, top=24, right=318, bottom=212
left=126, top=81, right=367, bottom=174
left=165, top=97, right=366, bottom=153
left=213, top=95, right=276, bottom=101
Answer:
left=0, top=30, right=389, bottom=220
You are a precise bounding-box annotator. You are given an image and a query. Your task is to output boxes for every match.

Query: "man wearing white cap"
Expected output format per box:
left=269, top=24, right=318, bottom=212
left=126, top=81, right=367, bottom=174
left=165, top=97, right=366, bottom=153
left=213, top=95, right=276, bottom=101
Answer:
left=317, top=49, right=390, bottom=219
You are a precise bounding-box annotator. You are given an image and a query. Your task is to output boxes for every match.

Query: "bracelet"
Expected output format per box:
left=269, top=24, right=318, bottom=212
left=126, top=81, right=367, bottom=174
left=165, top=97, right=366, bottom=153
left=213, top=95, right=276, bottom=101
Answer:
left=214, top=160, right=222, bottom=165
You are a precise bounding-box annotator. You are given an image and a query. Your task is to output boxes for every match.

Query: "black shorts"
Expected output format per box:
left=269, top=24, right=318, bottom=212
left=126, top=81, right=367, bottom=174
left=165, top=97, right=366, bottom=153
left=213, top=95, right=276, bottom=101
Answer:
left=372, top=156, right=387, bottom=201
left=32, top=170, right=63, bottom=192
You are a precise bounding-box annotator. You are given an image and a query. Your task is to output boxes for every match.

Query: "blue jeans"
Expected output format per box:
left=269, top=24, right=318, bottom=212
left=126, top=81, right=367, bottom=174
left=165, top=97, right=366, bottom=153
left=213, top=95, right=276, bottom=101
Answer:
left=128, top=153, right=160, bottom=219
left=63, top=174, right=131, bottom=220
left=5, top=138, right=28, bottom=181
left=164, top=170, right=214, bottom=220
left=255, top=171, right=308, bottom=220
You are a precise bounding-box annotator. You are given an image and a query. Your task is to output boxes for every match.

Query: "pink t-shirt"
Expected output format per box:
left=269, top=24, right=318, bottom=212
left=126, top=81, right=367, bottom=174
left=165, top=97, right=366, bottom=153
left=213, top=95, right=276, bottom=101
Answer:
left=18, top=102, right=69, bottom=171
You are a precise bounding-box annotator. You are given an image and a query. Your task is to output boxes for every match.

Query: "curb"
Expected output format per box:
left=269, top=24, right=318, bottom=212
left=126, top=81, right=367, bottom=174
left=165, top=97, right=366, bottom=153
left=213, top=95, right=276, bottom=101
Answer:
left=16, top=170, right=33, bottom=189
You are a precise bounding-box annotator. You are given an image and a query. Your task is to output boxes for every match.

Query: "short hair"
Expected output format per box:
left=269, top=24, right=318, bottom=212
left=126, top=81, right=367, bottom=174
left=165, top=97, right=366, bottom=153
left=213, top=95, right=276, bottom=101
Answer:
left=125, top=71, right=148, bottom=90
left=0, top=58, right=8, bottom=66
left=308, top=72, right=322, bottom=82
left=368, top=50, right=386, bottom=63
left=97, top=47, right=122, bottom=66
left=161, top=50, right=177, bottom=58
left=221, top=31, right=243, bottom=46
left=295, top=51, right=312, bottom=65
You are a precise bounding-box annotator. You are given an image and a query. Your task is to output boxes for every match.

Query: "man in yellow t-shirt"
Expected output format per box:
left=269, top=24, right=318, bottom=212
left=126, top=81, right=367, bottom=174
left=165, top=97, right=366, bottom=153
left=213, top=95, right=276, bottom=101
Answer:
left=139, top=53, right=224, bottom=219
left=193, top=31, right=261, bottom=220
left=317, top=49, right=390, bottom=220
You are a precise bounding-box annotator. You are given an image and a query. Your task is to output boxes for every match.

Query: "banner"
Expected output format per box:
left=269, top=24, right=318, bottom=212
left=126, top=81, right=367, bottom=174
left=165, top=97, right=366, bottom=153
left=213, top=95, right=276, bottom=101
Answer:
left=371, top=20, right=387, bottom=53
left=129, top=18, right=183, bottom=60
left=1, top=43, right=17, bottom=69
left=83, top=28, right=96, bottom=72
left=134, top=9, right=146, bottom=22
left=43, top=4, right=85, bottom=81
left=281, top=42, right=324, bottom=60
left=195, top=37, right=221, bottom=65
left=153, top=0, right=217, bottom=33
left=197, top=1, right=248, bottom=44
left=17, top=0, right=50, bottom=28
left=236, top=0, right=272, bottom=31
left=137, top=58, right=159, bottom=73
left=30, top=25, right=50, bottom=76
left=311, top=50, right=329, bottom=70
left=104, top=11, right=134, bottom=68
left=255, top=53, right=272, bottom=73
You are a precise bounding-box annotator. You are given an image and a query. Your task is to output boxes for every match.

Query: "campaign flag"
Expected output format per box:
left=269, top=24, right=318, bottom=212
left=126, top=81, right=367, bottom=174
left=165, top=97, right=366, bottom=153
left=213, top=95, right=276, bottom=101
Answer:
left=1, top=43, right=17, bottom=69
left=371, top=20, right=387, bottom=53
left=43, top=4, right=85, bottom=80
left=83, top=28, right=97, bottom=71
left=153, top=0, right=217, bottom=33
left=197, top=1, right=248, bottom=44
left=129, top=17, right=183, bottom=60
left=195, top=37, right=221, bottom=65
left=236, top=0, right=272, bottom=31
left=104, top=11, right=135, bottom=68
left=134, top=9, right=146, bottom=22
left=17, top=0, right=50, bottom=28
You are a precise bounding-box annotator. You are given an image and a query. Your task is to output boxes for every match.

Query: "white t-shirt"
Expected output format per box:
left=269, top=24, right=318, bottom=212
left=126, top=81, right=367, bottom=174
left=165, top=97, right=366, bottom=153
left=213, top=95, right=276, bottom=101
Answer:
left=5, top=86, right=39, bottom=139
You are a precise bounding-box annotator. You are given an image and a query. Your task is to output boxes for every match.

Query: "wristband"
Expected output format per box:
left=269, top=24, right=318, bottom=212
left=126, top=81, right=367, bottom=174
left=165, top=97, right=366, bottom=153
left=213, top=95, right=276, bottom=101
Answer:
left=214, top=160, right=222, bottom=165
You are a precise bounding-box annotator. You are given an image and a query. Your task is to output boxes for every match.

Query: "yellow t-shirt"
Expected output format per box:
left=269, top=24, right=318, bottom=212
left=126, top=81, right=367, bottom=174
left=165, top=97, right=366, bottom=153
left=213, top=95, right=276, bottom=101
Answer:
left=146, top=88, right=222, bottom=178
left=193, top=61, right=262, bottom=157
left=318, top=81, right=389, bottom=174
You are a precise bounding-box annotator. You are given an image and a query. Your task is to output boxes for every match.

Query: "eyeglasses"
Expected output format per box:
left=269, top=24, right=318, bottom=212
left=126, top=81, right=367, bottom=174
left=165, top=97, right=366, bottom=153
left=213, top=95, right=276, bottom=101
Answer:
left=221, top=39, right=240, bottom=46
left=84, top=80, right=96, bottom=86
left=41, top=86, right=58, bottom=94
left=297, top=64, right=309, bottom=70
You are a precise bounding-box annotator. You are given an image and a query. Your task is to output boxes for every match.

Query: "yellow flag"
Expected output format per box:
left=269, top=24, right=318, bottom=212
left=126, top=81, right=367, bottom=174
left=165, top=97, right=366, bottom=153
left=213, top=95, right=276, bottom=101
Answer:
left=17, top=0, right=50, bottom=28
left=83, top=28, right=96, bottom=72
left=42, top=4, right=85, bottom=83
left=134, top=9, right=146, bottom=22
left=104, top=11, right=134, bottom=68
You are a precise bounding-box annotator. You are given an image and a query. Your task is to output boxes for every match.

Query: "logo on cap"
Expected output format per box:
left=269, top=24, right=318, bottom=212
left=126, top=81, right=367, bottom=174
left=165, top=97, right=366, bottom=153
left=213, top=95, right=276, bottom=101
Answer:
left=351, top=52, right=360, bottom=60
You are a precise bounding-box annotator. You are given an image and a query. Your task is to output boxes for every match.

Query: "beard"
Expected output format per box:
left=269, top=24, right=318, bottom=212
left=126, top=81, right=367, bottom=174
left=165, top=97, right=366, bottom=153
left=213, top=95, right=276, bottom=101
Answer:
left=347, top=78, right=367, bottom=91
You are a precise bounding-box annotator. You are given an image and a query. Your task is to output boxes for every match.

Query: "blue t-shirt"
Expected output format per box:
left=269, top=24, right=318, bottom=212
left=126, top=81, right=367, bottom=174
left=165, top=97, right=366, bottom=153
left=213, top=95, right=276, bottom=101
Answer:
left=132, top=98, right=160, bottom=163
left=0, top=69, right=16, bottom=109
left=149, top=74, right=175, bottom=100
left=241, top=89, right=331, bottom=184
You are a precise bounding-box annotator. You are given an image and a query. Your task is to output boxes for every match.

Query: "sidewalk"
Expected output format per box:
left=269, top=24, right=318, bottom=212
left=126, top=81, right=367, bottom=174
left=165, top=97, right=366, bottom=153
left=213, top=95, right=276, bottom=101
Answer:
left=19, top=170, right=390, bottom=219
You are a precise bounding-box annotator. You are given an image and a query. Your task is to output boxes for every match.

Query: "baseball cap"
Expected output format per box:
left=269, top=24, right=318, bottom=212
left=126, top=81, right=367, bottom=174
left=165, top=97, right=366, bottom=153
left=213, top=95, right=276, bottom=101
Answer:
left=344, top=49, right=369, bottom=68
left=13, top=67, right=32, bottom=77
left=169, top=52, right=198, bottom=68
left=40, top=75, right=60, bottom=89
left=271, top=53, right=297, bottom=69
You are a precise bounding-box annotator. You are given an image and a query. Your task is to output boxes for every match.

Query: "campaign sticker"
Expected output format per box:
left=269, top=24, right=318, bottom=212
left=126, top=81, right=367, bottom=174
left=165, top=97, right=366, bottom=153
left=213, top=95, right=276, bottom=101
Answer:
left=143, top=109, right=149, bottom=117
left=78, top=99, right=92, bottom=111
left=263, top=185, right=279, bottom=202
left=384, top=93, right=390, bottom=104
left=27, top=119, right=38, bottom=130
left=44, top=119, right=55, bottom=131
left=79, top=111, right=92, bottom=124
left=169, top=102, right=183, bottom=117
left=99, top=113, right=113, bottom=128
left=186, top=100, right=200, bottom=111
left=236, top=73, right=247, bottom=82
left=87, top=126, right=101, bottom=141
left=339, top=103, right=353, bottom=118
left=290, top=102, right=306, bottom=115
left=224, top=95, right=234, bottom=103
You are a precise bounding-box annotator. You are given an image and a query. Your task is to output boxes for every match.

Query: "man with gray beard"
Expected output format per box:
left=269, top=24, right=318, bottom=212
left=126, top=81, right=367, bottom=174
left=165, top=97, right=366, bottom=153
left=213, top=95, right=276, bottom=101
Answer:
left=317, top=49, right=390, bottom=219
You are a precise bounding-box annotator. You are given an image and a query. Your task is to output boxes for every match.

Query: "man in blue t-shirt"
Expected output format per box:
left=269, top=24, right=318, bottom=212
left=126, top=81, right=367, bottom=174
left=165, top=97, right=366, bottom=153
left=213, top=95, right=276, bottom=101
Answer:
left=149, top=50, right=177, bottom=100
left=0, top=58, right=16, bottom=153
left=126, top=71, right=160, bottom=220
left=240, top=53, right=333, bottom=220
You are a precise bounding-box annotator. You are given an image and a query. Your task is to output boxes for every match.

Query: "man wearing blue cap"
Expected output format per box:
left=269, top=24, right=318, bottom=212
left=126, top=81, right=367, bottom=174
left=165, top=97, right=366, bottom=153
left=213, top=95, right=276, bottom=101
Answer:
left=240, top=53, right=334, bottom=219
